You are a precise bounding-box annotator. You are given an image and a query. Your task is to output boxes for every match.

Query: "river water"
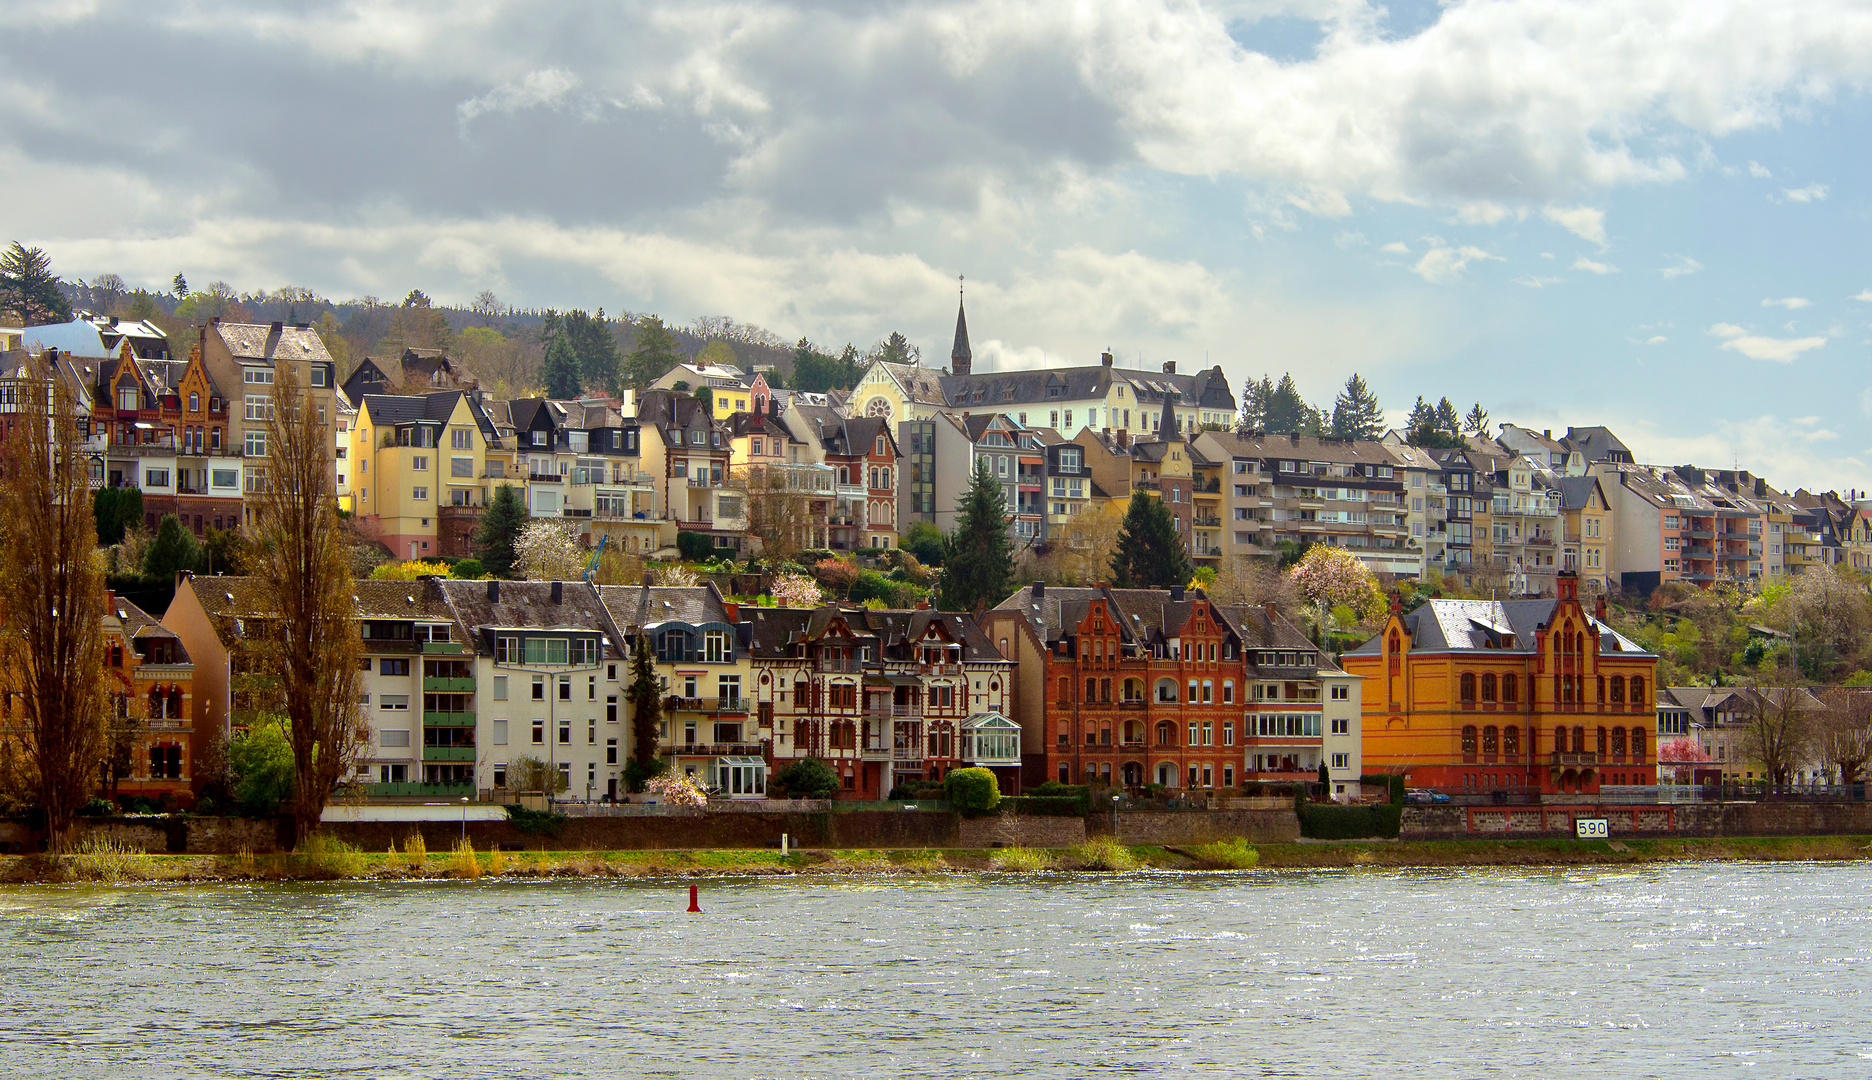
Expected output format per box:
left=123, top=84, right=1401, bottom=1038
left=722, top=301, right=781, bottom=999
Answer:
left=2, top=863, right=1867, bottom=1078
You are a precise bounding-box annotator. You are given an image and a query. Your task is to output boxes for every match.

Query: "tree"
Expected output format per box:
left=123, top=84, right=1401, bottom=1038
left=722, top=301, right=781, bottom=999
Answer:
left=1240, top=376, right=1270, bottom=430
left=1656, top=737, right=1711, bottom=784
left=101, top=696, right=145, bottom=807
left=539, top=333, right=581, bottom=399
left=0, top=242, right=72, bottom=324
left=624, top=314, right=683, bottom=389
left=471, top=289, right=503, bottom=327
left=0, top=359, right=109, bottom=851
left=472, top=484, right=528, bottom=578
left=627, top=635, right=662, bottom=768
left=1464, top=402, right=1490, bottom=438
left=252, top=361, right=367, bottom=846
left=1288, top=545, right=1384, bottom=633
left=868, top=331, right=918, bottom=365
left=124, top=291, right=161, bottom=321
left=1264, top=375, right=1315, bottom=435
left=171, top=272, right=188, bottom=298
left=902, top=521, right=945, bottom=566
left=1739, top=674, right=1818, bottom=787
left=1773, top=564, right=1870, bottom=677
left=560, top=308, right=622, bottom=394
left=1406, top=396, right=1466, bottom=449
left=938, top=458, right=1014, bottom=612
left=1330, top=374, right=1384, bottom=440
left=1110, top=491, right=1192, bottom=589
left=515, top=519, right=586, bottom=581
left=645, top=771, right=707, bottom=806
left=775, top=757, right=837, bottom=798
left=90, top=273, right=126, bottom=300
left=143, top=514, right=203, bottom=583
left=1815, top=687, right=1872, bottom=785
left=203, top=526, right=253, bottom=575
left=769, top=571, right=823, bottom=608
left=93, top=486, right=144, bottom=546
left=943, top=766, right=1001, bottom=814
left=228, top=715, right=296, bottom=815
left=1434, top=397, right=1463, bottom=439
left=696, top=340, right=738, bottom=369
left=509, top=755, right=568, bottom=795
left=732, top=463, right=818, bottom=565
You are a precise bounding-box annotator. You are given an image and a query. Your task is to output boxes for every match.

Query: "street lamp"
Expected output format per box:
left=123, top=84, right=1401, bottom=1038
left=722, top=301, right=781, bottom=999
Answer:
left=460, top=796, right=468, bottom=841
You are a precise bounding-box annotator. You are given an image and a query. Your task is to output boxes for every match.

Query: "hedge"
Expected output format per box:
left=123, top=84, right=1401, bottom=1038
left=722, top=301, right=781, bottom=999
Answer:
left=1294, top=796, right=1402, bottom=840
left=998, top=795, right=1090, bottom=817
left=1359, top=774, right=1407, bottom=804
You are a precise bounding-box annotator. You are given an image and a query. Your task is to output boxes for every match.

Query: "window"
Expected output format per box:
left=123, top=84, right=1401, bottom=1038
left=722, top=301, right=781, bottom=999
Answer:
left=1460, top=673, right=1477, bottom=703
left=1330, top=718, right=1350, bottom=735
left=532, top=720, right=544, bottom=744
left=1330, top=685, right=1349, bottom=700
left=244, top=430, right=266, bottom=457
left=145, top=469, right=169, bottom=488
left=1461, top=725, right=1477, bottom=762
left=379, top=695, right=409, bottom=712
left=379, top=729, right=410, bottom=747
left=558, top=720, right=571, bottom=744
left=1502, top=674, right=1518, bottom=703
left=704, top=630, right=729, bottom=663
left=606, top=738, right=618, bottom=765
left=412, top=487, right=428, bottom=501
left=1331, top=753, right=1349, bottom=769
left=492, top=720, right=508, bottom=745
left=380, top=658, right=409, bottom=677
left=532, top=675, right=545, bottom=701
left=1222, top=680, right=1234, bottom=704
left=1222, top=721, right=1234, bottom=746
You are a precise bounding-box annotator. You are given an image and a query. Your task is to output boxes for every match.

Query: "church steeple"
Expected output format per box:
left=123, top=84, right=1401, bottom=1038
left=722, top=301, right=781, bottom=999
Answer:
left=950, top=275, right=972, bottom=377
left=1159, top=388, right=1182, bottom=443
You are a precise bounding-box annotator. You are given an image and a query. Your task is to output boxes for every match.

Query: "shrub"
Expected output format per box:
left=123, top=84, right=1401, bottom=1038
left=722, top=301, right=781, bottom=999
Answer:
left=402, top=831, right=428, bottom=872
left=78, top=796, right=113, bottom=817
left=1295, top=794, right=1402, bottom=839
left=776, top=758, right=838, bottom=799
left=1189, top=838, right=1261, bottom=869
left=676, top=531, right=713, bottom=562
left=451, top=838, right=482, bottom=878
left=504, top=805, right=568, bottom=836
left=228, top=716, right=295, bottom=815
left=1032, top=780, right=1088, bottom=798
left=451, top=558, right=486, bottom=579
left=944, top=767, right=1001, bottom=815
left=486, top=845, right=508, bottom=875
left=999, top=795, right=1088, bottom=817
left=645, top=772, right=708, bottom=807
left=991, top=846, right=1053, bottom=872
left=71, top=834, right=146, bottom=882
left=298, top=832, right=366, bottom=878
left=1072, top=837, right=1139, bottom=871
left=622, top=757, right=666, bottom=794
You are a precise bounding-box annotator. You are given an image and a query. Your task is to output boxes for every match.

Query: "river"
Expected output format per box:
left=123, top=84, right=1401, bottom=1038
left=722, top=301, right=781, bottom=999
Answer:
left=1, top=863, right=1866, bottom=1078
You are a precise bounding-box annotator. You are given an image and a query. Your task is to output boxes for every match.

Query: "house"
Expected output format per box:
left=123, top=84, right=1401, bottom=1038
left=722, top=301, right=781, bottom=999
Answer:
left=107, top=597, right=200, bottom=805
left=349, top=391, right=491, bottom=560
left=1194, top=430, right=1413, bottom=576
left=636, top=389, right=745, bottom=553
left=197, top=318, right=339, bottom=524
left=348, top=580, right=468, bottom=795
left=1341, top=573, right=1660, bottom=797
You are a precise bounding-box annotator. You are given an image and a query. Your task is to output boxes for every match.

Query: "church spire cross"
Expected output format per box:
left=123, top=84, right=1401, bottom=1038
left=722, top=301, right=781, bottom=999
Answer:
left=950, top=275, right=972, bottom=377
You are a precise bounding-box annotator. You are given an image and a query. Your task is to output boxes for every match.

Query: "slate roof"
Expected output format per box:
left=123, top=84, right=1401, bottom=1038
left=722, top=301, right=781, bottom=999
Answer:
left=822, top=415, right=892, bottom=456
left=1563, top=426, right=1633, bottom=463
left=352, top=580, right=455, bottom=621
left=360, top=390, right=462, bottom=426
left=597, top=584, right=734, bottom=633
left=875, top=361, right=950, bottom=407
left=1205, top=431, right=1398, bottom=469
left=1343, top=598, right=1652, bottom=656
left=436, top=580, right=625, bottom=657
left=743, top=604, right=1004, bottom=662
left=1554, top=475, right=1606, bottom=511
left=112, top=596, right=187, bottom=650
left=210, top=322, right=332, bottom=364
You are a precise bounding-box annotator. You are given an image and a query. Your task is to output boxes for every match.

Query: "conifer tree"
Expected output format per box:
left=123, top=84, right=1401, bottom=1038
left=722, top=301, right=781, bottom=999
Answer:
left=627, top=634, right=662, bottom=768
left=1265, top=374, right=1312, bottom=435
left=624, top=314, right=683, bottom=389
left=1239, top=376, right=1270, bottom=430
left=472, top=484, right=529, bottom=578
left=1330, top=374, right=1384, bottom=440
left=1435, top=397, right=1463, bottom=439
left=1464, top=402, right=1490, bottom=437
left=0, top=242, right=72, bottom=324
left=171, top=272, right=188, bottom=298
left=540, top=334, right=581, bottom=399
left=142, top=513, right=203, bottom=582
left=1110, top=491, right=1192, bottom=589
left=938, top=459, right=1014, bottom=612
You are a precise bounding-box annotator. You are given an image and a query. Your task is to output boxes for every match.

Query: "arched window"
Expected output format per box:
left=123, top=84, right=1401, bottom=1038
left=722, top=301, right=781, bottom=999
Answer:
left=1155, top=678, right=1179, bottom=703
left=1482, top=725, right=1499, bottom=760
left=1058, top=676, right=1069, bottom=702
left=1100, top=678, right=1111, bottom=702
left=1631, top=726, right=1647, bottom=762
left=1572, top=725, right=1586, bottom=754
left=1503, top=726, right=1520, bottom=760
left=1481, top=674, right=1497, bottom=702
left=1610, top=675, right=1625, bottom=703
left=1503, top=674, right=1518, bottom=703
left=1461, top=725, right=1478, bottom=762
left=1596, top=726, right=1608, bottom=756
left=1460, top=673, right=1477, bottom=703
left=1553, top=725, right=1567, bottom=756
left=1629, top=676, right=1646, bottom=705
left=148, top=687, right=165, bottom=719
left=1611, top=727, right=1626, bottom=760
left=1596, top=676, right=1606, bottom=703
left=1155, top=721, right=1176, bottom=746
left=1084, top=677, right=1096, bottom=702
left=1123, top=678, right=1143, bottom=701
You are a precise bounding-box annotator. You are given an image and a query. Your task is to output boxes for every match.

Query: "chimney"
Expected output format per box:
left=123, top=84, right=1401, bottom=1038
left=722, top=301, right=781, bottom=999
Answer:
left=1388, top=593, right=1402, bottom=616
left=642, top=572, right=655, bottom=587
left=1031, top=582, right=1044, bottom=599
left=208, top=316, right=220, bottom=327
left=1265, top=601, right=1279, bottom=621
left=1544, top=429, right=1551, bottom=439
left=1162, top=361, right=1176, bottom=374
left=915, top=599, right=929, bottom=610
left=1169, top=584, right=1185, bottom=601
left=1595, top=593, right=1608, bottom=620
left=268, top=320, right=283, bottom=335
left=1101, top=351, right=1113, bottom=367
left=550, top=581, right=563, bottom=604
left=486, top=580, right=499, bottom=601
left=722, top=600, right=739, bottom=622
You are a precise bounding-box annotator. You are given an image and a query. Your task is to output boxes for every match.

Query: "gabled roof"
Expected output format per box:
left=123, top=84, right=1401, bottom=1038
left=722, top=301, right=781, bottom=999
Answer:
left=360, top=390, right=462, bottom=426
left=1563, top=425, right=1632, bottom=463
left=209, top=322, right=332, bottom=364
left=352, top=579, right=455, bottom=621
left=597, top=583, right=733, bottom=632
left=437, top=580, right=624, bottom=654
left=874, top=361, right=949, bottom=406
left=1555, top=475, right=1606, bottom=512
left=1343, top=597, right=1652, bottom=656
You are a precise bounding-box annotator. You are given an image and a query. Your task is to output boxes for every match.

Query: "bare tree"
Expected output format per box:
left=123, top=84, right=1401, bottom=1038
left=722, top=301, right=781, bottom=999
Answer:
left=1815, top=687, right=1872, bottom=785
left=0, top=363, right=110, bottom=851
left=253, top=361, right=367, bottom=846
left=1740, top=672, right=1819, bottom=787
left=730, top=463, right=821, bottom=566
left=471, top=290, right=503, bottom=327
left=100, top=691, right=146, bottom=806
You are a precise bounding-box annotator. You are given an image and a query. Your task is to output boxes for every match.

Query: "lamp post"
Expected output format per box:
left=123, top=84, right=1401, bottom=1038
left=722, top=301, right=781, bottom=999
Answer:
left=460, top=796, right=468, bottom=841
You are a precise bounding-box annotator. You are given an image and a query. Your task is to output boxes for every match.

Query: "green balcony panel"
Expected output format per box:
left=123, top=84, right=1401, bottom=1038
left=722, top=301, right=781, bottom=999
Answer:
left=422, top=746, right=475, bottom=762
left=423, top=711, right=476, bottom=727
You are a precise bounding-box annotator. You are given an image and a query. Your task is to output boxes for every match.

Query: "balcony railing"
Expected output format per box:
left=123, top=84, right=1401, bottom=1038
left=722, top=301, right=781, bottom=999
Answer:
left=670, top=741, right=766, bottom=757
left=355, top=782, right=472, bottom=799
left=1549, top=752, right=1601, bottom=765
left=423, top=676, right=474, bottom=693
left=815, top=658, right=861, bottom=673
left=423, top=711, right=475, bottom=727
left=421, top=745, right=475, bottom=762
left=666, top=696, right=748, bottom=713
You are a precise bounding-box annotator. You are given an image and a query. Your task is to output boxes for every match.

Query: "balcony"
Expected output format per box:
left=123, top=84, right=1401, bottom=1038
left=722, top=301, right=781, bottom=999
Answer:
left=666, top=696, right=749, bottom=713
left=423, top=711, right=475, bottom=727
left=356, top=782, right=472, bottom=799
left=422, top=745, right=475, bottom=762
left=1550, top=752, right=1600, bottom=766
left=1133, top=479, right=1160, bottom=492
left=423, top=676, right=474, bottom=693
left=1193, top=515, right=1222, bottom=528
left=892, top=745, right=923, bottom=762
left=815, top=658, right=861, bottom=673
left=865, top=704, right=924, bottom=718
left=422, top=641, right=466, bottom=655
left=528, top=473, right=563, bottom=484
left=671, top=741, right=766, bottom=757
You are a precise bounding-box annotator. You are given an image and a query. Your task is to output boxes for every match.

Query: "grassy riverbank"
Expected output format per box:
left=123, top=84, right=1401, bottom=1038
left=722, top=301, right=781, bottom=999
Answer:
left=4, top=834, right=1868, bottom=884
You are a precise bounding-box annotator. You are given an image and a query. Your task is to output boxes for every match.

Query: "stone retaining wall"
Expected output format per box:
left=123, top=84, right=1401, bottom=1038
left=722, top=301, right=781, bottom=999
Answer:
left=1404, top=800, right=1872, bottom=839
left=1115, top=809, right=1300, bottom=845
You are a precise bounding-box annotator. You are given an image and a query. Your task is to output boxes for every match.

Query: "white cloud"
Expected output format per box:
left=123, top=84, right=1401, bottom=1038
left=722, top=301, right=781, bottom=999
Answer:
left=456, top=67, right=582, bottom=129
left=1762, top=296, right=1812, bottom=309
left=1543, top=206, right=1606, bottom=246
left=1748, top=160, right=1772, bottom=178
left=1572, top=256, right=1616, bottom=274
left=1779, top=184, right=1829, bottom=203
left=1708, top=322, right=1828, bottom=362
left=1661, top=255, right=1703, bottom=279
left=1513, top=275, right=1563, bottom=288
left=1410, top=239, right=1500, bottom=284
left=1852, top=289, right=1872, bottom=302
left=1609, top=414, right=1866, bottom=493
left=1332, top=230, right=1367, bottom=249
left=1378, top=241, right=1410, bottom=255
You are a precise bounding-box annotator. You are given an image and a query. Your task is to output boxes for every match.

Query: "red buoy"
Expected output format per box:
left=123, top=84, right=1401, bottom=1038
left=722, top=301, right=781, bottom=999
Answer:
left=687, top=883, right=701, bottom=913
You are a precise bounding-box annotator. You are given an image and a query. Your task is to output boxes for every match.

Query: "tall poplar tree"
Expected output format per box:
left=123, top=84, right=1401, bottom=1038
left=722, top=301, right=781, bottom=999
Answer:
left=1110, top=491, right=1192, bottom=589
left=627, top=634, right=662, bottom=769
left=252, top=361, right=365, bottom=847
left=0, top=359, right=108, bottom=851
left=938, top=459, right=1014, bottom=613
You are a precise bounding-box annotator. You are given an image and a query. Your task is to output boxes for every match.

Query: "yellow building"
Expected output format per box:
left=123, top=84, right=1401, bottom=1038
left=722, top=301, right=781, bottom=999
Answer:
left=1557, top=476, right=1615, bottom=594
left=350, top=391, right=492, bottom=561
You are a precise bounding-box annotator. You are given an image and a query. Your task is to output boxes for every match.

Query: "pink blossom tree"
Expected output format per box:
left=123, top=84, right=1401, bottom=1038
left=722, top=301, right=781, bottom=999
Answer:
left=645, top=772, right=708, bottom=807
left=770, top=571, right=823, bottom=608
left=1287, top=545, right=1385, bottom=632
left=1656, top=737, right=1711, bottom=783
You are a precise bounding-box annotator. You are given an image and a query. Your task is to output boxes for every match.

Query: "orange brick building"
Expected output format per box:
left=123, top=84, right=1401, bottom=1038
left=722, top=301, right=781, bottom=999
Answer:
left=1342, top=572, right=1658, bottom=796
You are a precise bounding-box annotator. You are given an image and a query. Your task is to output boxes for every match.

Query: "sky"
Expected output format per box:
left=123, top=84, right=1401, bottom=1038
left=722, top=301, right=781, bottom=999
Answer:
left=2, top=0, right=1869, bottom=493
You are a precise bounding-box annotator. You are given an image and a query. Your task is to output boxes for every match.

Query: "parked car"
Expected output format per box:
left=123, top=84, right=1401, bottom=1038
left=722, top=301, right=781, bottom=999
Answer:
left=1404, top=788, right=1451, bottom=805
